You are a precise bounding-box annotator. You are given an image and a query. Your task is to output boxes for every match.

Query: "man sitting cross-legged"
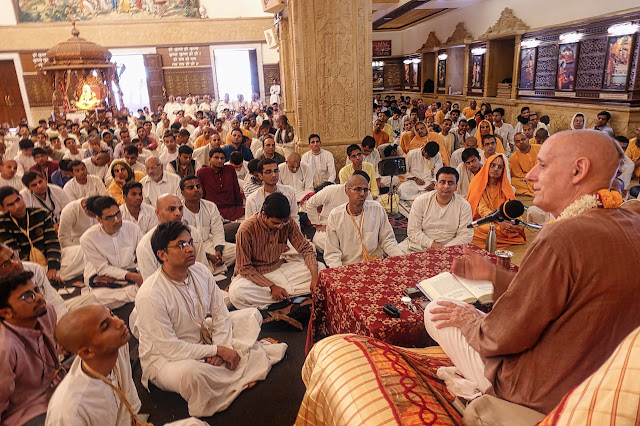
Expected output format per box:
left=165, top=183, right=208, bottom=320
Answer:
left=80, top=196, right=143, bottom=309
left=20, top=170, right=70, bottom=225
left=399, top=166, right=473, bottom=253
left=119, top=181, right=157, bottom=235
left=398, top=141, right=443, bottom=201
left=425, top=130, right=640, bottom=415
left=135, top=221, right=288, bottom=417
left=58, top=196, right=99, bottom=281
left=0, top=271, right=64, bottom=426
left=245, top=158, right=299, bottom=225
left=324, top=172, right=403, bottom=268
left=63, top=160, right=107, bottom=202
left=230, top=192, right=320, bottom=310
left=181, top=175, right=236, bottom=274
left=510, top=132, right=541, bottom=197
left=278, top=152, right=314, bottom=203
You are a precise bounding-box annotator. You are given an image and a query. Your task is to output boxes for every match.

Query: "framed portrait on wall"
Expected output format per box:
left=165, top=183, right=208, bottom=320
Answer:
left=603, top=35, right=634, bottom=91
left=373, top=64, right=384, bottom=89
left=471, top=54, right=484, bottom=89
left=437, top=59, right=446, bottom=88
left=412, top=62, right=420, bottom=90
left=519, top=48, right=536, bottom=89
left=556, top=43, right=578, bottom=91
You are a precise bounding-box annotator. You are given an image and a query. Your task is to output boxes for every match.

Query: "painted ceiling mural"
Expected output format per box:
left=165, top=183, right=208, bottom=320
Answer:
left=16, top=0, right=203, bottom=22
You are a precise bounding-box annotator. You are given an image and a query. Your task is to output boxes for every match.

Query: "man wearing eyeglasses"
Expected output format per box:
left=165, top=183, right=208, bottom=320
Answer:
left=181, top=175, right=236, bottom=275
left=140, top=157, right=180, bottom=207
left=245, top=158, right=299, bottom=225
left=324, top=173, right=402, bottom=269
left=0, top=270, right=62, bottom=426
left=80, top=196, right=143, bottom=310
left=230, top=192, right=320, bottom=309
left=481, top=134, right=511, bottom=181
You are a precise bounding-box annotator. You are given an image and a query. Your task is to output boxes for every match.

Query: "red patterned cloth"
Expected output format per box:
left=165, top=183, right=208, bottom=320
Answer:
left=307, top=244, right=516, bottom=353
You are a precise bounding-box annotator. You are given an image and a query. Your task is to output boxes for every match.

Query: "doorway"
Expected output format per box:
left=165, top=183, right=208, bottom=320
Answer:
left=213, top=48, right=260, bottom=104
left=111, top=54, right=150, bottom=112
left=0, top=60, right=27, bottom=127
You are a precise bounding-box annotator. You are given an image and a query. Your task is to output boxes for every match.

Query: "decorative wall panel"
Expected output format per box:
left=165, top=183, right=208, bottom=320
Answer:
left=575, top=37, right=607, bottom=90
left=163, top=68, right=214, bottom=97
left=534, top=43, right=558, bottom=90
left=263, top=64, right=280, bottom=101
left=24, top=75, right=53, bottom=108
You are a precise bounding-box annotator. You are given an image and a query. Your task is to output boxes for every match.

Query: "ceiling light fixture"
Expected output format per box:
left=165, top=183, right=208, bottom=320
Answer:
left=608, top=22, right=639, bottom=36
left=438, top=53, right=448, bottom=60
left=412, top=58, right=421, bottom=64
left=559, top=32, right=583, bottom=43
left=471, top=47, right=486, bottom=55
left=520, top=39, right=540, bottom=48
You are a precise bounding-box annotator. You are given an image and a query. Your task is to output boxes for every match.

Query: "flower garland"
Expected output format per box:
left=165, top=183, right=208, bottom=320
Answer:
left=555, top=189, right=623, bottom=222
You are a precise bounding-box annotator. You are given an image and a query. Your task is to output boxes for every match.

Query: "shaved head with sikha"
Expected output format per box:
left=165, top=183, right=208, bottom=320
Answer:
left=526, top=130, right=623, bottom=217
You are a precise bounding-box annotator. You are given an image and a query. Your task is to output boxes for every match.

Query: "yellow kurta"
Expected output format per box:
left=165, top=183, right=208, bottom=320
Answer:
left=225, top=128, right=252, bottom=145
left=402, top=133, right=450, bottom=166
left=108, top=171, right=146, bottom=205
left=194, top=135, right=211, bottom=149
left=462, top=107, right=479, bottom=120
left=471, top=185, right=526, bottom=248
left=434, top=110, right=445, bottom=125
left=509, top=144, right=541, bottom=196
left=625, top=138, right=640, bottom=178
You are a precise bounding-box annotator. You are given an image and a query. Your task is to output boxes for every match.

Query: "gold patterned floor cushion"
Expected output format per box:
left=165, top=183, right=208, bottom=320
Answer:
left=296, top=334, right=461, bottom=426
left=538, top=325, right=640, bottom=425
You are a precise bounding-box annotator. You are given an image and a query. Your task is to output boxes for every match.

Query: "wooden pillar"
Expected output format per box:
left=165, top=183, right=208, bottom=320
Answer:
left=463, top=44, right=470, bottom=97
left=511, top=34, right=522, bottom=99
left=282, top=0, right=372, bottom=165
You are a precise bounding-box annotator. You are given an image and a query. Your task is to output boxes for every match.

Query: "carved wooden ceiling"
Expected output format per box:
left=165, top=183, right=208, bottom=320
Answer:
left=373, top=0, right=480, bottom=31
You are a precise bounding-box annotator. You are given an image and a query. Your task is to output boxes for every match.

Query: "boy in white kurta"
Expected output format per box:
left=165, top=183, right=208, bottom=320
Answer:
left=245, top=159, right=299, bottom=225
left=300, top=134, right=336, bottom=187
left=136, top=221, right=287, bottom=417
left=324, top=173, right=403, bottom=269
left=398, top=142, right=443, bottom=201
left=399, top=167, right=473, bottom=253
left=58, top=197, right=97, bottom=280
left=63, top=161, right=107, bottom=201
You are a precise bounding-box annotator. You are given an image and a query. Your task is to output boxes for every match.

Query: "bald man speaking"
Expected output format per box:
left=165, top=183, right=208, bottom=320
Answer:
left=425, top=130, right=640, bottom=415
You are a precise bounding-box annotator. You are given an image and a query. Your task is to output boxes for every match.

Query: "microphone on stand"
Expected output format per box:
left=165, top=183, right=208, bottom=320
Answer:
left=467, top=200, right=525, bottom=228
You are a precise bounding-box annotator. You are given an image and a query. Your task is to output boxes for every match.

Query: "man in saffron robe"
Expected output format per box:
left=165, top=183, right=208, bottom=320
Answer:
left=509, top=132, right=541, bottom=197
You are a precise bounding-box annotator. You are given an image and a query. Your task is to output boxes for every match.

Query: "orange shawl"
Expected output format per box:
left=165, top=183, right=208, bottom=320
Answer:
left=474, top=120, right=505, bottom=154
left=466, top=154, right=516, bottom=218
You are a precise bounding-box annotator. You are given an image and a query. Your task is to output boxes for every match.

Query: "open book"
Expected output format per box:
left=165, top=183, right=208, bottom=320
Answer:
left=417, top=272, right=494, bottom=304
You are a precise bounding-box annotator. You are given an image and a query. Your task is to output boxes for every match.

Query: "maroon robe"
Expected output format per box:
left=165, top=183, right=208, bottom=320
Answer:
left=196, top=165, right=244, bottom=221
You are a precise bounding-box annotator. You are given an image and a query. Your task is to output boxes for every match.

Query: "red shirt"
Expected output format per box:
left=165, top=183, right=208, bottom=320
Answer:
left=197, top=165, right=244, bottom=221
left=29, top=161, right=59, bottom=183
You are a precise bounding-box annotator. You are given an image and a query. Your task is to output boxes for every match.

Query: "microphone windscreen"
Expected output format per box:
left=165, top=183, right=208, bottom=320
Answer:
left=503, top=200, right=525, bottom=219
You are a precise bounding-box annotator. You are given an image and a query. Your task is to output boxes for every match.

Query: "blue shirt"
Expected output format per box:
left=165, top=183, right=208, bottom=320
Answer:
left=50, top=170, right=71, bottom=188
left=222, top=144, right=254, bottom=162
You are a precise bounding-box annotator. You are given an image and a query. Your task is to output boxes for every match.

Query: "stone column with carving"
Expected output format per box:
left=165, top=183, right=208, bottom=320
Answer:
left=282, top=0, right=372, bottom=168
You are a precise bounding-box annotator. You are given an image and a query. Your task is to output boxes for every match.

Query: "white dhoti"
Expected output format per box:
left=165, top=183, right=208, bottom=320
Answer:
left=398, top=180, right=430, bottom=201
left=151, top=309, right=287, bottom=417
left=312, top=231, right=327, bottom=254
left=379, top=175, right=401, bottom=188
left=206, top=242, right=237, bottom=275
left=60, top=246, right=85, bottom=281
left=229, top=256, right=321, bottom=309
left=81, top=285, right=138, bottom=311
left=424, top=299, right=491, bottom=393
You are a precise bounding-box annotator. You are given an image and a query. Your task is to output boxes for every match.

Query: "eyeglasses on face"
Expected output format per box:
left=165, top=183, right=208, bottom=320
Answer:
left=168, top=239, right=194, bottom=250
left=347, top=186, right=370, bottom=194
left=102, top=210, right=122, bottom=222
left=0, top=249, right=20, bottom=270
left=20, top=286, right=41, bottom=304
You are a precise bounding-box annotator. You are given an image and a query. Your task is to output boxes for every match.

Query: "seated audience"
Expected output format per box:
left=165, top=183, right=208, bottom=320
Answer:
left=345, top=136, right=382, bottom=189
left=243, top=158, right=263, bottom=196
left=140, top=157, right=180, bottom=207
left=278, top=152, right=314, bottom=203
left=159, top=131, right=179, bottom=167
left=80, top=196, right=143, bottom=309
left=0, top=271, right=63, bottom=426
left=591, top=110, right=614, bottom=137
left=398, top=141, right=442, bottom=201
left=119, top=181, right=157, bottom=235
left=197, top=147, right=244, bottom=221
left=0, top=186, right=61, bottom=283
left=15, top=139, right=36, bottom=174
left=227, top=151, right=248, bottom=188
left=20, top=171, right=69, bottom=224
left=456, top=148, right=482, bottom=197
left=475, top=119, right=505, bottom=155
left=82, top=151, right=111, bottom=183
left=399, top=167, right=473, bottom=252
left=222, top=129, right=254, bottom=162
left=107, top=159, right=145, bottom=205
left=50, top=159, right=73, bottom=189
left=62, top=137, right=84, bottom=161
left=338, top=144, right=379, bottom=198
left=425, top=130, right=640, bottom=414
left=625, top=125, right=640, bottom=178
left=136, top=221, right=287, bottom=416
left=230, top=193, right=320, bottom=309
left=510, top=132, right=541, bottom=196
left=481, top=134, right=511, bottom=180
left=301, top=133, right=336, bottom=187
left=167, top=145, right=201, bottom=178
left=181, top=175, right=236, bottom=274
left=0, top=159, right=24, bottom=190
left=63, top=160, right=107, bottom=201
left=325, top=173, right=402, bottom=268
left=372, top=119, right=390, bottom=147
left=257, top=137, right=285, bottom=164
left=534, top=128, right=549, bottom=145
left=467, top=154, right=525, bottom=248
left=570, top=112, right=585, bottom=130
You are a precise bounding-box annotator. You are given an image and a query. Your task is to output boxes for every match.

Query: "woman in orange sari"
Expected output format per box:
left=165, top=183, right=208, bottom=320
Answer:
left=467, top=154, right=525, bottom=248
left=474, top=119, right=506, bottom=154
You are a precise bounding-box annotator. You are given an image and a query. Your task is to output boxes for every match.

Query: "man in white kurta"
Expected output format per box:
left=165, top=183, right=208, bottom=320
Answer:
left=19, top=176, right=69, bottom=224
left=324, top=174, right=403, bottom=269
left=0, top=159, right=25, bottom=190
left=136, top=194, right=207, bottom=280
left=58, top=197, right=98, bottom=280
left=455, top=148, right=483, bottom=197
left=136, top=222, right=287, bottom=417
left=304, top=181, right=371, bottom=253
left=119, top=181, right=158, bottom=234
left=80, top=197, right=143, bottom=309
left=300, top=134, right=336, bottom=186
left=399, top=167, right=473, bottom=253
left=63, top=161, right=107, bottom=201
left=140, top=157, right=181, bottom=207
left=245, top=159, right=299, bottom=225
left=181, top=176, right=236, bottom=274
left=278, top=153, right=314, bottom=202
left=398, top=142, right=443, bottom=201
left=450, top=137, right=485, bottom=170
